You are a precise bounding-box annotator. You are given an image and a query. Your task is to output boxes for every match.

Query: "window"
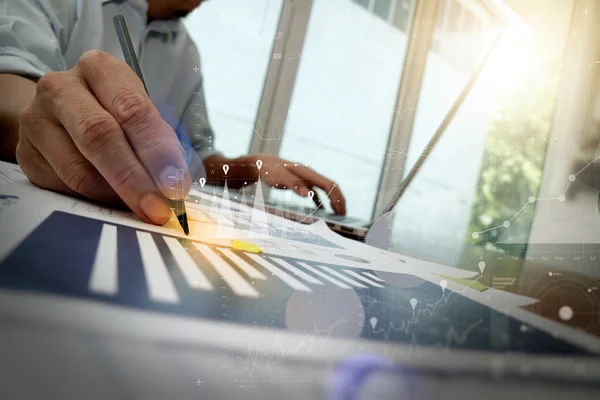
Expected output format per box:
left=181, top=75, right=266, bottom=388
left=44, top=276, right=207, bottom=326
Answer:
left=184, top=0, right=285, bottom=159
left=448, top=0, right=462, bottom=32
left=354, top=0, right=371, bottom=10
left=430, top=0, right=486, bottom=74
left=389, top=1, right=574, bottom=271
left=462, top=9, right=475, bottom=33
left=373, top=0, right=393, bottom=21
left=392, top=0, right=414, bottom=32
left=352, top=0, right=415, bottom=33
left=271, top=0, right=414, bottom=220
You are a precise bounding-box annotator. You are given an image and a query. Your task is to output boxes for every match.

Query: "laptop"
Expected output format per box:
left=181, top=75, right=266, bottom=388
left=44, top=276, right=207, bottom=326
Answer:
left=209, top=26, right=505, bottom=242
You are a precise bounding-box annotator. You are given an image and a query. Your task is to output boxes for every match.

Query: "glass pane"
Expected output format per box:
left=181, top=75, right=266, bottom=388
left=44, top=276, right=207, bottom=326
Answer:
left=392, top=0, right=415, bottom=32
left=353, top=0, right=371, bottom=10
left=448, top=0, right=462, bottom=32
left=272, top=0, right=413, bottom=220
left=373, top=0, right=393, bottom=21
left=462, top=9, right=474, bottom=32
left=404, top=1, right=499, bottom=176
left=184, top=0, right=284, bottom=158
left=387, top=1, right=574, bottom=273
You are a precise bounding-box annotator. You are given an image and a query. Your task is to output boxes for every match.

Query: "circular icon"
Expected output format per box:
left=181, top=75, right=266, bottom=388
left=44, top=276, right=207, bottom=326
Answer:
left=525, top=271, right=600, bottom=334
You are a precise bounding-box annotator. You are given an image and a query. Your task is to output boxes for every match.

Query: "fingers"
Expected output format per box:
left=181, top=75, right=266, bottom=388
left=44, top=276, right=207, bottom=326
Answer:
left=75, top=51, right=191, bottom=200
left=16, top=131, right=76, bottom=196
left=267, top=167, right=310, bottom=197
left=309, top=189, right=323, bottom=209
left=20, top=103, right=119, bottom=204
left=36, top=67, right=171, bottom=224
left=18, top=50, right=187, bottom=226
left=288, top=165, right=347, bottom=215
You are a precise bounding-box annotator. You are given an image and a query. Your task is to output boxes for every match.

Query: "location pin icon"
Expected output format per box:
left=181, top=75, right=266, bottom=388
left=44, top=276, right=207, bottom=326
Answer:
left=410, top=298, right=417, bottom=310
left=199, top=178, right=206, bottom=188
left=478, top=261, right=486, bottom=273
left=285, top=192, right=291, bottom=201
left=308, top=191, right=314, bottom=201
left=256, top=159, right=263, bottom=171
left=440, top=280, right=447, bottom=292
left=410, top=297, right=418, bottom=310
left=223, top=165, right=229, bottom=175
left=370, top=317, right=377, bottom=329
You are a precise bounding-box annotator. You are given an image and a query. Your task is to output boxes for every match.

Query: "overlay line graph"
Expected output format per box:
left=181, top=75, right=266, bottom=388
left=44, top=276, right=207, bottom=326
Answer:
left=382, top=337, right=442, bottom=361
left=372, top=275, right=484, bottom=340
left=445, top=319, right=485, bottom=345
left=203, top=176, right=340, bottom=229
left=236, top=316, right=347, bottom=379
left=472, top=154, right=600, bottom=238
left=384, top=147, right=409, bottom=160
left=379, top=318, right=484, bottom=362
left=393, top=95, right=418, bottom=121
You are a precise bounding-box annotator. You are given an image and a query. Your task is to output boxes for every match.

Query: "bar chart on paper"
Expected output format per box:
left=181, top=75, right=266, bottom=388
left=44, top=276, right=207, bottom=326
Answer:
left=0, top=212, right=383, bottom=315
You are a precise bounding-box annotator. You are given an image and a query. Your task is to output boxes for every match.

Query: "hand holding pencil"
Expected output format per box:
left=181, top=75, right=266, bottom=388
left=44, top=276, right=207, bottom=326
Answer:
left=15, top=17, right=191, bottom=230
left=113, top=14, right=190, bottom=234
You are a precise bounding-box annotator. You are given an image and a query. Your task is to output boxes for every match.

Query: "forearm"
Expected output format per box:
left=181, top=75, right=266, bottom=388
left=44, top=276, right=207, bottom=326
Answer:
left=202, top=154, right=257, bottom=189
left=0, top=74, right=37, bottom=163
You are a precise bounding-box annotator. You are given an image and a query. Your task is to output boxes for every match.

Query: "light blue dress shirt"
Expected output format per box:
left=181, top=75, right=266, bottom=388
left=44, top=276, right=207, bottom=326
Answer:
left=0, top=0, right=218, bottom=177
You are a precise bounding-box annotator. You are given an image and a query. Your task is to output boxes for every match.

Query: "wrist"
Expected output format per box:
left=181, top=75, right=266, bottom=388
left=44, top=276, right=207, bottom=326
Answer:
left=228, top=155, right=258, bottom=188
left=202, top=154, right=258, bottom=188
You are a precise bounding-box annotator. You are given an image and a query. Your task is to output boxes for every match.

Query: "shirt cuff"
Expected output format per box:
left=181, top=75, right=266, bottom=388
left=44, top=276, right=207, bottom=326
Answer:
left=0, top=47, right=51, bottom=80
left=197, top=148, right=222, bottom=162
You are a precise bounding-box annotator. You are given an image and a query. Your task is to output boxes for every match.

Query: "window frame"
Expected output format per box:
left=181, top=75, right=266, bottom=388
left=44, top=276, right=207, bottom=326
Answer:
left=249, top=0, right=313, bottom=157
left=247, top=0, right=506, bottom=220
left=372, top=0, right=441, bottom=218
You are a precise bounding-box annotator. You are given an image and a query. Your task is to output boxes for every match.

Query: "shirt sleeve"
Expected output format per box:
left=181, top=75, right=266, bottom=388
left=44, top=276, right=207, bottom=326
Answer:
left=0, top=0, right=72, bottom=79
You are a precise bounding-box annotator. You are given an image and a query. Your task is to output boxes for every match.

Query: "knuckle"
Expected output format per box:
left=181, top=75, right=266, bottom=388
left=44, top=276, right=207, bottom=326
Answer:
left=18, top=105, right=37, bottom=129
left=61, top=158, right=96, bottom=194
left=15, top=135, right=38, bottom=168
left=111, top=90, right=155, bottom=128
left=37, top=72, right=65, bottom=96
left=15, top=145, right=45, bottom=187
left=15, top=139, right=29, bottom=167
left=136, top=138, right=162, bottom=160
left=112, top=162, right=139, bottom=190
left=78, top=50, right=110, bottom=70
left=19, top=103, right=50, bottom=141
left=76, top=112, right=120, bottom=152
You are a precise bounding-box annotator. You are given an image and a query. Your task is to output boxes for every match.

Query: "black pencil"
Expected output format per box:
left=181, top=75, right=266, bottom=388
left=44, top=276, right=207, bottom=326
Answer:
left=113, top=15, right=189, bottom=235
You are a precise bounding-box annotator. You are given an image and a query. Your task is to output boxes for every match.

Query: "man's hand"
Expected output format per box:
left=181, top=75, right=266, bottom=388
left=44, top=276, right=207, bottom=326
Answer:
left=16, top=50, right=191, bottom=225
left=203, top=154, right=347, bottom=215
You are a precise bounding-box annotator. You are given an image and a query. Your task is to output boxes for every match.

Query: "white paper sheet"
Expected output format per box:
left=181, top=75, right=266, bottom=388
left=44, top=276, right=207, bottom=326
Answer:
left=0, top=160, right=539, bottom=312
left=6, top=161, right=600, bottom=361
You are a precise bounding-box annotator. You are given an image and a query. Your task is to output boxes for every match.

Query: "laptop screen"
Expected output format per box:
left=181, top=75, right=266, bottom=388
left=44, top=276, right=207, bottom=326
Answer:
left=379, top=0, right=600, bottom=346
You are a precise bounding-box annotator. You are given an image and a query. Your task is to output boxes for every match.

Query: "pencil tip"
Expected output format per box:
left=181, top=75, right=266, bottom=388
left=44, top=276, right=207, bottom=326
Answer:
left=178, top=212, right=190, bottom=235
